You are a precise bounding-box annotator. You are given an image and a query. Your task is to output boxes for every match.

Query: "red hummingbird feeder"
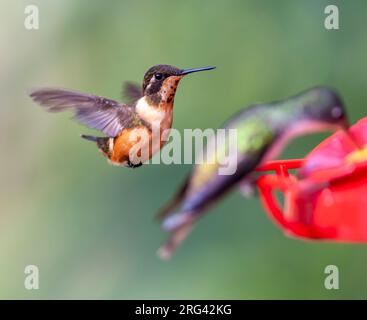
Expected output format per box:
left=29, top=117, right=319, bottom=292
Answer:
left=255, top=117, right=367, bottom=242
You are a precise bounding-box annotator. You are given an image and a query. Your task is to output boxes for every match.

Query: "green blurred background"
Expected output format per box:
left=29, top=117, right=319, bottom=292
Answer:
left=1, top=0, right=367, bottom=299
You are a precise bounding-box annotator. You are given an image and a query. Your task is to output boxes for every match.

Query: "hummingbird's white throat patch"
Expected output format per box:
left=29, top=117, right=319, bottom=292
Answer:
left=135, top=96, right=166, bottom=125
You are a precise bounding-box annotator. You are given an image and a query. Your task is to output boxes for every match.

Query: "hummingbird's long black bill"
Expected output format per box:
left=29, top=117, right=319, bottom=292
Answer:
left=180, top=66, right=216, bottom=75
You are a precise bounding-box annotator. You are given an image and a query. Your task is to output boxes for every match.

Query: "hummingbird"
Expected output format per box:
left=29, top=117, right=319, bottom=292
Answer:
left=157, top=86, right=349, bottom=259
left=30, top=64, right=215, bottom=168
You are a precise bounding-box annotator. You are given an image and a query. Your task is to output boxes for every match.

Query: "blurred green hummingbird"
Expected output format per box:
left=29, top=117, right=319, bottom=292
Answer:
left=157, top=86, right=349, bottom=259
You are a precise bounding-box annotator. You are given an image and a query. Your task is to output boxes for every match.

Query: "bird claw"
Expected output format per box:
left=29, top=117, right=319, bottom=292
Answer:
left=239, top=179, right=258, bottom=198
left=127, top=160, right=143, bottom=168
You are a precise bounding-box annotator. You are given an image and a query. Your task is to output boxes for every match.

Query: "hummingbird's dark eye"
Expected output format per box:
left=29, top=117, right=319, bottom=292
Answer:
left=331, top=106, right=343, bottom=119
left=154, top=73, right=163, bottom=80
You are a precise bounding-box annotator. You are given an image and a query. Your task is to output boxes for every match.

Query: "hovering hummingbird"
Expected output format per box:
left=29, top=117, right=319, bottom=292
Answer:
left=157, top=86, right=349, bottom=259
left=30, top=64, right=215, bottom=168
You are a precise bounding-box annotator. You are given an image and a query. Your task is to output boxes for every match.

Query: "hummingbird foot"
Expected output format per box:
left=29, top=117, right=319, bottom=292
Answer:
left=239, top=178, right=258, bottom=198
left=127, top=160, right=143, bottom=169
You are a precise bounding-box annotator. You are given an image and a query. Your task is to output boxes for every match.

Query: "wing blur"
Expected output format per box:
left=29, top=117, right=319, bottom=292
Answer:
left=30, top=88, right=137, bottom=137
left=121, top=82, right=142, bottom=104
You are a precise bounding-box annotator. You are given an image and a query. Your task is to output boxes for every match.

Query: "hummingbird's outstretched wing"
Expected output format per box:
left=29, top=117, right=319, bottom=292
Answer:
left=30, top=88, right=139, bottom=137
left=121, top=82, right=142, bottom=104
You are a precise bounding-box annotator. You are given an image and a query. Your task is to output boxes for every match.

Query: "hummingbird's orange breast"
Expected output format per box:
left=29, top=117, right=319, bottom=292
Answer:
left=110, top=125, right=152, bottom=165
left=110, top=125, right=170, bottom=166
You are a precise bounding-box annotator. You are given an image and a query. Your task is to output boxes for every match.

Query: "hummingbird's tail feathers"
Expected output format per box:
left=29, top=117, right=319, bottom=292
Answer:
left=161, top=211, right=195, bottom=231
left=80, top=134, right=98, bottom=142
left=80, top=134, right=110, bottom=156
left=156, top=176, right=191, bottom=220
left=157, top=223, right=193, bottom=260
left=158, top=211, right=199, bottom=260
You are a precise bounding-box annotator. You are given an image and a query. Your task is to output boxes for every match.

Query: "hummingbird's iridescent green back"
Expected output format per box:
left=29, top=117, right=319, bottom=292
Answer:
left=184, top=105, right=276, bottom=211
